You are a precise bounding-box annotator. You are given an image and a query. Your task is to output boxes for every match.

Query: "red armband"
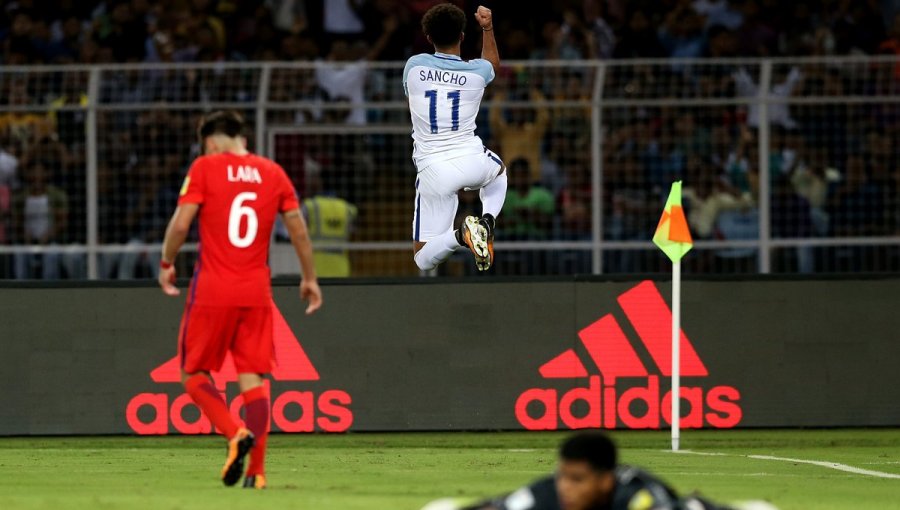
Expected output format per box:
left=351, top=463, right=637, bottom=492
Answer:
left=160, top=260, right=173, bottom=270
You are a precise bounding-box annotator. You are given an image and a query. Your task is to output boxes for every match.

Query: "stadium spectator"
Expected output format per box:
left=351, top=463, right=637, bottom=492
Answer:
left=612, top=9, right=666, bottom=59
left=559, top=155, right=591, bottom=242
left=658, top=1, right=707, bottom=59
left=791, top=148, right=835, bottom=236
left=0, top=143, right=16, bottom=245
left=0, top=143, right=18, bottom=189
left=10, top=157, right=74, bottom=279
left=673, top=110, right=713, bottom=178
left=771, top=174, right=815, bottom=272
left=704, top=23, right=738, bottom=60
left=734, top=0, right=778, bottom=56
left=108, top=150, right=183, bottom=279
left=502, top=159, right=555, bottom=242
left=713, top=205, right=759, bottom=272
left=45, top=15, right=86, bottom=63
left=733, top=65, right=803, bottom=129
left=489, top=86, right=550, bottom=183
left=532, top=9, right=598, bottom=61
left=828, top=155, right=881, bottom=237
left=832, top=0, right=887, bottom=55
left=0, top=78, right=55, bottom=153
left=360, top=0, right=411, bottom=61
left=268, top=0, right=310, bottom=35
left=2, top=10, right=37, bottom=64
left=539, top=132, right=572, bottom=199
left=323, top=0, right=366, bottom=43
left=583, top=0, right=616, bottom=59
left=879, top=13, right=900, bottom=79
left=315, top=17, right=399, bottom=125
left=268, top=65, right=326, bottom=126
left=823, top=153, right=884, bottom=270
left=93, top=1, right=148, bottom=62
left=693, top=0, right=744, bottom=30
left=683, top=167, right=753, bottom=240
left=495, top=158, right=554, bottom=274
left=723, top=125, right=759, bottom=195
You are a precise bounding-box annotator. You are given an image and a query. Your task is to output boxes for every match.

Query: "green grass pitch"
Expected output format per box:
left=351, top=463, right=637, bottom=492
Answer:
left=2, top=429, right=899, bottom=510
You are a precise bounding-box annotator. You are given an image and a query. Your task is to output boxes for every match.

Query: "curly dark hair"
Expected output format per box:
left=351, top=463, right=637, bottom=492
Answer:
left=421, top=3, right=466, bottom=48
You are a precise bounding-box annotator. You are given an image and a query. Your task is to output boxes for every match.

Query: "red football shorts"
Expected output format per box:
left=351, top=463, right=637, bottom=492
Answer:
left=178, top=304, right=275, bottom=375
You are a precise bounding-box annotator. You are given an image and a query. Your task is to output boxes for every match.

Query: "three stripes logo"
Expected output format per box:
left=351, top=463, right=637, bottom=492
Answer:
left=515, top=281, right=742, bottom=430
left=126, top=305, right=353, bottom=435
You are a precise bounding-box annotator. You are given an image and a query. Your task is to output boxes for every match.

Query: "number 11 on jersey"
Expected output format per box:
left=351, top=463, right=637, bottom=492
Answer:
left=425, top=89, right=461, bottom=134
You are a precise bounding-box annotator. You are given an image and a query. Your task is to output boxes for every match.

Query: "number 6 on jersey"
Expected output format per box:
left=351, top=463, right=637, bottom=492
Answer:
left=229, top=192, right=258, bottom=248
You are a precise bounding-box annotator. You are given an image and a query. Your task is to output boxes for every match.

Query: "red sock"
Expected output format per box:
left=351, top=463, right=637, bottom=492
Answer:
left=242, top=386, right=270, bottom=475
left=185, top=374, right=239, bottom=439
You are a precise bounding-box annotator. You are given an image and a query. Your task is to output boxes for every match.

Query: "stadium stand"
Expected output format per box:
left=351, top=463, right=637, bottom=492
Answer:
left=1, top=0, right=899, bottom=277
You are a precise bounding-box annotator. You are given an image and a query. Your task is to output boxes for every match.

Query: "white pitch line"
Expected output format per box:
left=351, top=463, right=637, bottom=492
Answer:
left=674, top=450, right=900, bottom=480
left=671, top=450, right=727, bottom=456
left=747, top=455, right=900, bottom=480
left=658, top=471, right=799, bottom=477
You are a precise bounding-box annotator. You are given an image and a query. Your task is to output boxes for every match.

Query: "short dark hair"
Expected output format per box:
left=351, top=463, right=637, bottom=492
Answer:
left=197, top=110, right=246, bottom=141
left=422, top=3, right=466, bottom=48
left=559, top=432, right=617, bottom=472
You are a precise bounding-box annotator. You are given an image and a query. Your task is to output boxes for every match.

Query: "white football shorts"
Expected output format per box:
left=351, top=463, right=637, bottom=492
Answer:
left=412, top=148, right=504, bottom=242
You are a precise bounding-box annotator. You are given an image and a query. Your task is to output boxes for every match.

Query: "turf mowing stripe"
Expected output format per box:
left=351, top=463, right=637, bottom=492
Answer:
left=675, top=450, right=900, bottom=479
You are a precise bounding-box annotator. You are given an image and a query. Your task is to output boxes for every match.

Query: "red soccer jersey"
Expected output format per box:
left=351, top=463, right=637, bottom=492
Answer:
left=178, top=152, right=300, bottom=307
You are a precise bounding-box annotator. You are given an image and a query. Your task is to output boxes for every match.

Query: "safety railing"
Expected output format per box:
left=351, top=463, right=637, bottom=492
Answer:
left=1, top=56, right=898, bottom=279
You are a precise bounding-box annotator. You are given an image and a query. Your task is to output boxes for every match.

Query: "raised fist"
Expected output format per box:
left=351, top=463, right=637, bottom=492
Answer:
left=475, top=6, right=492, bottom=29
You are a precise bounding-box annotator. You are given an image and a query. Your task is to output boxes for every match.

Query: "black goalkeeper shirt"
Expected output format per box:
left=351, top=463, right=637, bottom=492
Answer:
left=469, top=466, right=682, bottom=510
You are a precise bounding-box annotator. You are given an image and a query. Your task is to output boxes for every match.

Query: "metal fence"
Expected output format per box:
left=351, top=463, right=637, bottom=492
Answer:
left=1, top=56, right=898, bottom=279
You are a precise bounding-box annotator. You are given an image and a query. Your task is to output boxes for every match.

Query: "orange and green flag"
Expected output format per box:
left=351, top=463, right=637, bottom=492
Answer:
left=653, top=181, right=693, bottom=263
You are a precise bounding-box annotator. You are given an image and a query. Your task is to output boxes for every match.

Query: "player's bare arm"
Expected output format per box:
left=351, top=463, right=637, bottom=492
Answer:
left=282, top=207, right=323, bottom=315
left=476, top=6, right=500, bottom=74
left=158, top=203, right=200, bottom=296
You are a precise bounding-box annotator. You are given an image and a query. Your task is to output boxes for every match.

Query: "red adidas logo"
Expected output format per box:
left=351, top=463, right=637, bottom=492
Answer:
left=126, top=305, right=353, bottom=435
left=515, top=281, right=742, bottom=430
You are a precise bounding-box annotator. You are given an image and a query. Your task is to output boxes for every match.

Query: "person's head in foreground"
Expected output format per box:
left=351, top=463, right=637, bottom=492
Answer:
left=555, top=431, right=617, bottom=510
left=197, top=110, right=247, bottom=155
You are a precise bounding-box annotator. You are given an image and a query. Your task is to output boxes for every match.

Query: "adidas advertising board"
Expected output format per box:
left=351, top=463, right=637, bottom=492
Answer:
left=515, top=282, right=741, bottom=430
left=126, top=306, right=353, bottom=435
left=1, top=278, right=899, bottom=434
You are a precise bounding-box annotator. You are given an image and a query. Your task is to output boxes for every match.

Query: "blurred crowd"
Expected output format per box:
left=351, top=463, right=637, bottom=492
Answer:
left=2, top=0, right=900, bottom=64
left=1, top=0, right=900, bottom=278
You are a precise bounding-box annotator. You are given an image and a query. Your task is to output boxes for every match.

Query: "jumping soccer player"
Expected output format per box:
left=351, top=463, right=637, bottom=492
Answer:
left=405, top=4, right=506, bottom=272
left=422, top=432, right=774, bottom=510
left=157, top=111, right=323, bottom=489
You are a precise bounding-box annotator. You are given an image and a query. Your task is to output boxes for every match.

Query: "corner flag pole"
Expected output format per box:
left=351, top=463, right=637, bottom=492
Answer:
left=671, top=259, right=681, bottom=452
left=651, top=181, right=692, bottom=453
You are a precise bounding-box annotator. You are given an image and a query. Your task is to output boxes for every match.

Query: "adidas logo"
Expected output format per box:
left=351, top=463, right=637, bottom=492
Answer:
left=515, top=281, right=742, bottom=430
left=126, top=305, right=353, bottom=435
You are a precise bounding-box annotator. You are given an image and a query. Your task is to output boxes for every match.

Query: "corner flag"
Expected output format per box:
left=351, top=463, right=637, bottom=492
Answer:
left=653, top=181, right=693, bottom=452
left=653, top=181, right=693, bottom=262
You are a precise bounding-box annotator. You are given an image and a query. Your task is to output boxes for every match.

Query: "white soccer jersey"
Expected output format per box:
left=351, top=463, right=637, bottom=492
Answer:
left=403, top=52, right=495, bottom=169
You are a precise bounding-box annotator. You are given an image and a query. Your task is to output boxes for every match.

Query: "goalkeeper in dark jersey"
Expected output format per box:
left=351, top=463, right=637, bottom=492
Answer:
left=422, top=432, right=777, bottom=510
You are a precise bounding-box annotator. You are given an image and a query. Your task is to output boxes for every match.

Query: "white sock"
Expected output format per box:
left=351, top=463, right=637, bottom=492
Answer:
left=414, top=230, right=462, bottom=271
left=480, top=171, right=507, bottom=218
